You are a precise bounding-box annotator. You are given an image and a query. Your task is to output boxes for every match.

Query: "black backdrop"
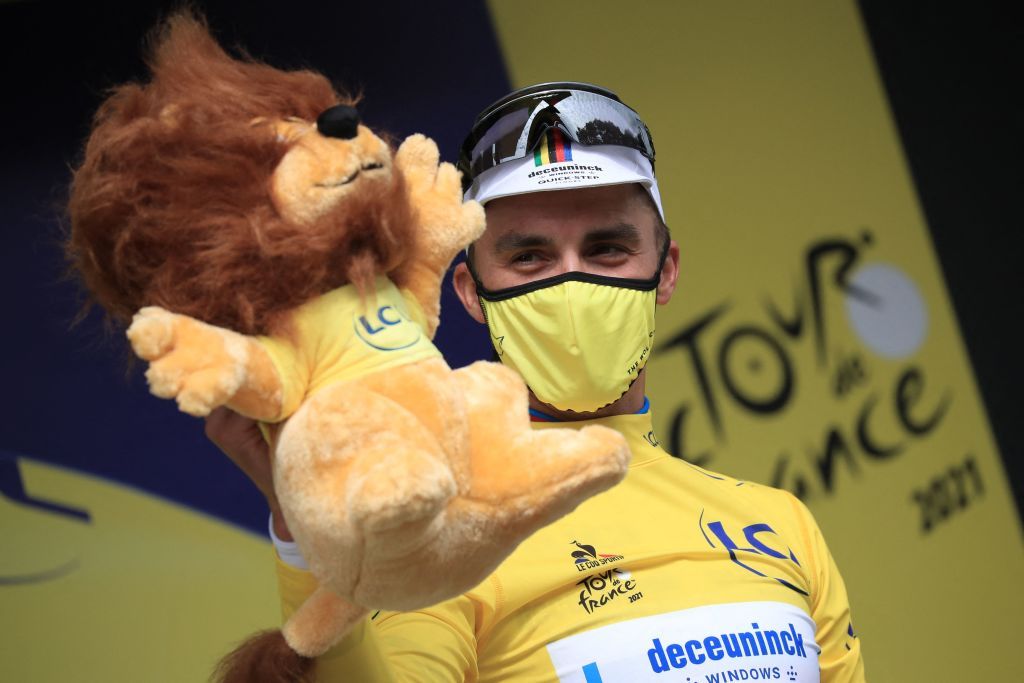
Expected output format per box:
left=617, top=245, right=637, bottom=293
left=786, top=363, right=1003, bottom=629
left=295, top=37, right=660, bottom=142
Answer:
left=1, top=0, right=1018, bottom=534
left=858, top=1, right=1021, bottom=515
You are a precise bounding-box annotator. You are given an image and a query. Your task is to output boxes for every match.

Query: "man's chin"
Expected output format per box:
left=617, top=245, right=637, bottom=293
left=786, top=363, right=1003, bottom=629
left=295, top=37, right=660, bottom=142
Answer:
left=526, top=370, right=648, bottom=422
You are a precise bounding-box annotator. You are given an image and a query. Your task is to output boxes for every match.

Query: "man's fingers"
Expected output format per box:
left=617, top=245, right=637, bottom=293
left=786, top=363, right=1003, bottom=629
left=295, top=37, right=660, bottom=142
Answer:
left=204, top=407, right=275, bottom=502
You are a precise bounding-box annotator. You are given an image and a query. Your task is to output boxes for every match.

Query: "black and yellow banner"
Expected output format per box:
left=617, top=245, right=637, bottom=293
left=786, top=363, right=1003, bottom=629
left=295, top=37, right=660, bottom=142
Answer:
left=489, top=1, right=1022, bottom=678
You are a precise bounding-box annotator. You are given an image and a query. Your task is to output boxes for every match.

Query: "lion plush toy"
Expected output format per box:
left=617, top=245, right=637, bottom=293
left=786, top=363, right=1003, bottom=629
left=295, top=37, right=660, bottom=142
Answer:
left=66, top=13, right=630, bottom=682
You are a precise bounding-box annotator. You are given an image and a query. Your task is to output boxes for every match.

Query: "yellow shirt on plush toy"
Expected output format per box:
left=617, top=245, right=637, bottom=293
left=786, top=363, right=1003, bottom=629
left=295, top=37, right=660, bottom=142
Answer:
left=257, top=276, right=442, bottom=422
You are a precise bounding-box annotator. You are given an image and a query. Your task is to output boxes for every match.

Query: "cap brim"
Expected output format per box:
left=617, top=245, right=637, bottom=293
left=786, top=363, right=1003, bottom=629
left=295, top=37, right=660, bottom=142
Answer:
left=465, top=144, right=665, bottom=221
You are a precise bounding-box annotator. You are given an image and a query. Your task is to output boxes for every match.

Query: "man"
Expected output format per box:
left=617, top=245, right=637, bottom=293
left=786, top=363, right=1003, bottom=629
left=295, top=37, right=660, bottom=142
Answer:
left=208, top=82, right=865, bottom=681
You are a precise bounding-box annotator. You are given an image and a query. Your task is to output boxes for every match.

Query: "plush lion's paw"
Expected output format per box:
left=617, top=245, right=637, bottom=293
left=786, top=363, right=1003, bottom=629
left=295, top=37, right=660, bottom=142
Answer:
left=431, top=161, right=462, bottom=198
left=394, top=135, right=464, bottom=204
left=577, top=425, right=632, bottom=473
left=459, top=198, right=487, bottom=243
left=394, top=133, right=482, bottom=253
left=394, top=133, right=440, bottom=178
left=127, top=306, right=177, bottom=361
left=126, top=308, right=247, bottom=417
left=160, top=364, right=244, bottom=417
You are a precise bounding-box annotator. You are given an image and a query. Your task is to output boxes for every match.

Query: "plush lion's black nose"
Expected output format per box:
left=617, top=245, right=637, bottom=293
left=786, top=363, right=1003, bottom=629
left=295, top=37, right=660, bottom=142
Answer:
left=317, top=105, right=360, bottom=139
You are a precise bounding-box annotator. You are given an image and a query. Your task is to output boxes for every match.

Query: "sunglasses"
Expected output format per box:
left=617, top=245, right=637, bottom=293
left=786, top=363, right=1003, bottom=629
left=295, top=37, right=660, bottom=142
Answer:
left=458, top=82, right=656, bottom=190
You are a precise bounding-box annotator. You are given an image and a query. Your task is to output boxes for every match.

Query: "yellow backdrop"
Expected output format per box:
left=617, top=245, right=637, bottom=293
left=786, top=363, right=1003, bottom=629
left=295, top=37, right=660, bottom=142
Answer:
left=488, top=0, right=1022, bottom=679
left=1, top=458, right=278, bottom=681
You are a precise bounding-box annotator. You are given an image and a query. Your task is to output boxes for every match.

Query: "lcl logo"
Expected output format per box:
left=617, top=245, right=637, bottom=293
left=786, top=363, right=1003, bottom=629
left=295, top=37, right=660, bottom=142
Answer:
left=354, top=304, right=421, bottom=351
left=358, top=305, right=406, bottom=334
left=699, top=509, right=808, bottom=596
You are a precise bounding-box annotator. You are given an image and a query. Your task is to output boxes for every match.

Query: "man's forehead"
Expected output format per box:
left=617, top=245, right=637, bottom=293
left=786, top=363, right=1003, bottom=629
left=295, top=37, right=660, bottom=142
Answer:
left=480, top=184, right=655, bottom=236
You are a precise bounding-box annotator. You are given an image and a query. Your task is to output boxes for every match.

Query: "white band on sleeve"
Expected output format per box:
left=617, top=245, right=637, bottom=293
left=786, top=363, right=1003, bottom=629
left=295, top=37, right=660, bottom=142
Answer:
left=269, top=513, right=309, bottom=570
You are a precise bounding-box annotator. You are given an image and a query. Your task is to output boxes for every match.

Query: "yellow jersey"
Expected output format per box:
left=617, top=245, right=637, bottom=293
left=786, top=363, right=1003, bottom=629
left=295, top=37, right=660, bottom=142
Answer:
left=276, top=406, right=865, bottom=682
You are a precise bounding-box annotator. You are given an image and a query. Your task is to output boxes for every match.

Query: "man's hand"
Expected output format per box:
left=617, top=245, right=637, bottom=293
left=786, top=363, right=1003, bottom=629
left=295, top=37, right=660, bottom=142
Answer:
left=204, top=407, right=293, bottom=541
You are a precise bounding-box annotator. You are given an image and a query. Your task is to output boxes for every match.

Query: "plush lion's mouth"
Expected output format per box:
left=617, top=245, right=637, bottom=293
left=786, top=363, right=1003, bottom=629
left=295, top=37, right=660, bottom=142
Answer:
left=315, top=162, right=386, bottom=189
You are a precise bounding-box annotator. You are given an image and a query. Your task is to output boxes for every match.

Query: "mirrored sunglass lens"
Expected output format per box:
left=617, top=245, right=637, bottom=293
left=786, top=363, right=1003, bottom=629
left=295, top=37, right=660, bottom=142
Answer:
left=465, top=89, right=653, bottom=178
left=470, top=107, right=530, bottom=160
left=558, top=92, right=653, bottom=155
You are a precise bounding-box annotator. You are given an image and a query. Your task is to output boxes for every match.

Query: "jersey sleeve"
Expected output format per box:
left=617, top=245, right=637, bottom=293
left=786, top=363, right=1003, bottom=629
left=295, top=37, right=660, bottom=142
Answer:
left=785, top=494, right=866, bottom=682
left=275, top=556, right=478, bottom=681
left=257, top=325, right=313, bottom=422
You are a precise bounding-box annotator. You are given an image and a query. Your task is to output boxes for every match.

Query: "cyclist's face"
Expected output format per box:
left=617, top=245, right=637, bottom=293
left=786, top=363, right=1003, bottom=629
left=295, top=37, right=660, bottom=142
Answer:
left=453, top=184, right=679, bottom=324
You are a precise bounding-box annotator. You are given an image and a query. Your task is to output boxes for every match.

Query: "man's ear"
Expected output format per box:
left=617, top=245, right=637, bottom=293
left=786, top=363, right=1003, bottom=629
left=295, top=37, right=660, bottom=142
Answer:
left=452, top=261, right=487, bottom=324
left=656, top=239, right=681, bottom=305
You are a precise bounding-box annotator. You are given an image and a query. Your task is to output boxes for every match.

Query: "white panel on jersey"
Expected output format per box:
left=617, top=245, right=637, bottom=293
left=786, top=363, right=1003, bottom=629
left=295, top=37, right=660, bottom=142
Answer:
left=546, top=601, right=820, bottom=683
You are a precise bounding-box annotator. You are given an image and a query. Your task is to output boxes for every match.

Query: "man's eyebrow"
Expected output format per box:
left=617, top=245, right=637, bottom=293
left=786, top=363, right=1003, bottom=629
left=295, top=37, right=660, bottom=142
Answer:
left=583, top=223, right=643, bottom=243
left=490, top=223, right=644, bottom=254
left=492, top=232, right=556, bottom=253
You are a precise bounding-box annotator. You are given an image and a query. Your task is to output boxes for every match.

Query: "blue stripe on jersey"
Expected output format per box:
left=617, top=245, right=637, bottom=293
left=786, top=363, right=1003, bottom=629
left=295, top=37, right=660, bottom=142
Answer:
left=529, top=397, right=651, bottom=422
left=582, top=662, right=603, bottom=682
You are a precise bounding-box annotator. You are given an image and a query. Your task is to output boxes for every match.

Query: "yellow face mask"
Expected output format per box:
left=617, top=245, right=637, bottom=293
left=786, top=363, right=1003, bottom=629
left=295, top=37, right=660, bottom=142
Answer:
left=475, top=267, right=662, bottom=413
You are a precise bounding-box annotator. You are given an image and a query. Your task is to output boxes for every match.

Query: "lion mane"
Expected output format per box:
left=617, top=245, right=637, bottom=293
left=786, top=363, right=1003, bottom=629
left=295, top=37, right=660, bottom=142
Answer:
left=67, top=14, right=413, bottom=336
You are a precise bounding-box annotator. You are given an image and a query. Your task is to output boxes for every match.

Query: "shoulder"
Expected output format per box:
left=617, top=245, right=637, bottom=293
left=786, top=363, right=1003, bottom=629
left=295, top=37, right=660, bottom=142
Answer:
left=664, top=459, right=825, bottom=566
left=665, top=456, right=807, bottom=519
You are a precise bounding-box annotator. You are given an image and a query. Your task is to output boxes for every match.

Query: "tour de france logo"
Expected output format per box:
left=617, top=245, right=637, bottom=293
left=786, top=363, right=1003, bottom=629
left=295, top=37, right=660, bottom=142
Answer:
left=354, top=304, right=421, bottom=352
left=570, top=540, right=644, bottom=614
left=658, top=231, right=951, bottom=509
